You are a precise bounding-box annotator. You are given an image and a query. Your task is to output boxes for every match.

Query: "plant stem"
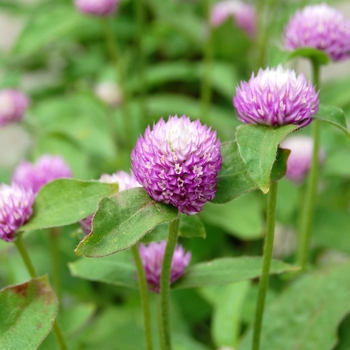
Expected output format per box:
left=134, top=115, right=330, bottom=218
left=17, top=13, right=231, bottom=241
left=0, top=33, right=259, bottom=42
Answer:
left=252, top=181, right=278, bottom=350
left=14, top=234, right=68, bottom=350
left=131, top=245, right=153, bottom=350
left=48, top=227, right=61, bottom=301
left=296, top=61, right=321, bottom=271
left=159, top=218, right=180, bottom=350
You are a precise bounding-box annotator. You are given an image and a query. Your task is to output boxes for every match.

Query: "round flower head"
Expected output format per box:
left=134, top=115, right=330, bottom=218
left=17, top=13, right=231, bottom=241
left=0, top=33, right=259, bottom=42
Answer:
left=131, top=115, right=222, bottom=215
left=281, top=135, right=325, bottom=183
left=283, top=3, right=350, bottom=61
left=210, top=0, right=256, bottom=37
left=139, top=241, right=191, bottom=293
left=233, top=65, right=319, bottom=128
left=0, top=89, right=29, bottom=127
left=74, top=0, right=119, bottom=16
left=95, top=81, right=122, bottom=107
left=0, top=184, right=34, bottom=242
left=12, top=155, right=72, bottom=194
left=80, top=171, right=141, bottom=235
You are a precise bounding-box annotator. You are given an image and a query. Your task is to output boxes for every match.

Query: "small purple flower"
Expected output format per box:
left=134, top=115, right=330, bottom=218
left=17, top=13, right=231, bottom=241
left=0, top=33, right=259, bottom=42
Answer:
left=281, top=135, right=325, bottom=183
left=74, top=0, right=119, bottom=17
left=210, top=0, right=256, bottom=37
left=80, top=171, right=141, bottom=235
left=12, top=155, right=72, bottom=194
left=233, top=65, right=319, bottom=128
left=131, top=115, right=222, bottom=215
left=139, top=241, right=191, bottom=293
left=283, top=3, right=350, bottom=61
left=0, top=89, right=29, bottom=127
left=0, top=184, right=34, bottom=242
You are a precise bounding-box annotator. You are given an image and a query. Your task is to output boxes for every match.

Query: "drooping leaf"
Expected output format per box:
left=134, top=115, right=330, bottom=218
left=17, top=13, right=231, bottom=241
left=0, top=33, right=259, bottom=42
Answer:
left=75, top=188, right=179, bottom=257
left=20, top=179, right=119, bottom=232
left=287, top=47, right=330, bottom=65
left=313, top=104, right=349, bottom=135
left=0, top=275, right=57, bottom=350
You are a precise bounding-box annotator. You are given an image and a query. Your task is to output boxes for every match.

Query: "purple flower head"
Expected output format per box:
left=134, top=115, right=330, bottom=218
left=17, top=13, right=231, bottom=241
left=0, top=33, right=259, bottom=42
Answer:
left=0, top=89, right=29, bottom=127
left=210, top=0, right=256, bottom=37
left=131, top=115, right=222, bottom=215
left=0, top=184, right=34, bottom=242
left=281, top=135, right=325, bottom=183
left=74, top=0, right=119, bottom=16
left=12, top=155, right=72, bottom=195
left=80, top=171, right=141, bottom=235
left=139, top=241, right=191, bottom=293
left=233, top=65, right=319, bottom=128
left=283, top=3, right=350, bottom=61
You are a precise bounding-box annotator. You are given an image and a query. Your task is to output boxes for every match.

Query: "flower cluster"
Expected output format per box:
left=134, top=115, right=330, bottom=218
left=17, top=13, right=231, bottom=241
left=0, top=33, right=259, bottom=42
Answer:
left=284, top=3, right=350, bottom=61
left=74, top=0, right=119, bottom=17
left=0, top=89, right=29, bottom=127
left=139, top=241, right=191, bottom=293
left=233, top=65, right=319, bottom=128
left=131, top=115, right=222, bottom=215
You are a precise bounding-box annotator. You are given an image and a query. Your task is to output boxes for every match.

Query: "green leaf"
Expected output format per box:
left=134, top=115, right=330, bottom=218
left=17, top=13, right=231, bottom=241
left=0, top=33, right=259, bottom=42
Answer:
left=287, top=47, right=330, bottom=65
left=313, top=104, right=349, bottom=135
left=75, top=188, right=179, bottom=257
left=238, top=261, right=350, bottom=350
left=173, top=257, right=299, bottom=289
left=0, top=275, right=57, bottom=350
left=213, top=141, right=290, bottom=203
left=20, top=179, right=119, bottom=232
left=179, top=215, right=206, bottom=239
left=236, top=124, right=298, bottom=193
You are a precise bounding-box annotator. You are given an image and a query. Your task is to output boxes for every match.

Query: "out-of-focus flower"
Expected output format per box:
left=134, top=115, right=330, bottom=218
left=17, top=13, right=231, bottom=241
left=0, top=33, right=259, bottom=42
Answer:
left=284, top=3, right=350, bottom=61
left=95, top=81, right=123, bottom=107
left=233, top=65, right=319, bottom=128
left=0, top=184, right=34, bottom=242
left=131, top=115, right=222, bottom=215
left=12, top=155, right=72, bottom=194
left=0, top=89, right=29, bottom=127
left=281, top=135, right=325, bottom=183
left=80, top=171, right=141, bottom=235
left=139, top=241, right=191, bottom=293
left=210, top=0, right=256, bottom=37
left=74, top=0, right=119, bottom=17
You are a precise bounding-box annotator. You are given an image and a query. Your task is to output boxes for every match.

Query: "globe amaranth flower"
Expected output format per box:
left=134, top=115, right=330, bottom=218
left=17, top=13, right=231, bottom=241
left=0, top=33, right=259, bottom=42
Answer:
left=210, top=0, right=256, bottom=37
left=95, top=81, right=122, bottom=107
left=283, top=3, right=350, bottom=61
left=80, top=171, right=141, bottom=235
left=74, top=0, right=119, bottom=16
left=0, top=184, right=34, bottom=242
left=12, top=155, right=72, bottom=195
left=280, top=135, right=325, bottom=183
left=139, top=241, right=191, bottom=293
left=0, top=89, right=29, bottom=127
left=233, top=65, right=319, bottom=128
left=131, top=115, right=222, bottom=215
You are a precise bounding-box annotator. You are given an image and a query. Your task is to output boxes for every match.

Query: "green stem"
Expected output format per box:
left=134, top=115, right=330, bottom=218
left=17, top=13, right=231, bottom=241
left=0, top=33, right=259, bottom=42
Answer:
left=296, top=61, right=321, bottom=271
left=131, top=245, right=153, bottom=350
left=101, top=19, right=132, bottom=146
left=200, top=0, right=213, bottom=124
left=159, top=217, right=180, bottom=350
left=252, top=181, right=278, bottom=350
left=14, top=234, right=68, bottom=350
left=48, top=227, right=61, bottom=301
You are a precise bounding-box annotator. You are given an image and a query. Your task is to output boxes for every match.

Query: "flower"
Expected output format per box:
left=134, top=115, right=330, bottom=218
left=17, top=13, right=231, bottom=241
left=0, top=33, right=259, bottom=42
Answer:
left=280, top=135, right=325, bottom=183
left=0, top=89, right=29, bottom=127
left=283, top=3, right=350, bottom=61
left=0, top=184, right=34, bottom=242
left=95, top=81, right=122, bottom=107
left=210, top=0, right=256, bottom=37
left=139, top=241, right=191, bottom=293
left=80, top=171, right=141, bottom=235
left=131, top=115, right=222, bottom=215
left=233, top=65, right=319, bottom=128
left=74, top=0, right=119, bottom=17
left=12, top=155, right=72, bottom=194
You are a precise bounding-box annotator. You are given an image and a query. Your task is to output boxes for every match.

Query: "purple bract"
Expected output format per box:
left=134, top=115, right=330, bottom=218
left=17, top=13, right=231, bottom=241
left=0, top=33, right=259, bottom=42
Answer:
left=74, top=0, right=119, bottom=16
left=233, top=65, right=319, bottom=128
left=139, top=241, right=191, bottom=293
left=131, top=115, right=222, bottom=215
left=0, top=89, right=29, bottom=127
left=284, top=3, right=350, bottom=61
left=0, top=184, right=34, bottom=242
